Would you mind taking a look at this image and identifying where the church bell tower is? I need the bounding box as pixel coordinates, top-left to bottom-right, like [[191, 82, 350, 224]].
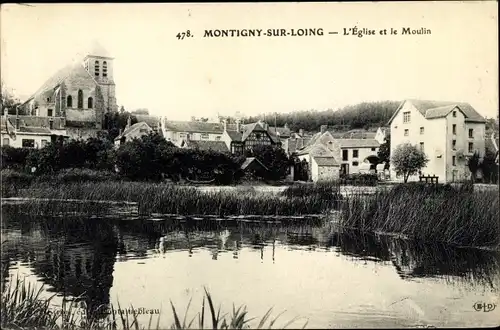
[[83, 41, 118, 113]]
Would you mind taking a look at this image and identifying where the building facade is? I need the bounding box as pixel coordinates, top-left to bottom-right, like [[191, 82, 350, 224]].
[[388, 99, 486, 183], [16, 42, 117, 141]]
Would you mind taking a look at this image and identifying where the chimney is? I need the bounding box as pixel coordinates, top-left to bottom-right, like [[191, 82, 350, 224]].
[[320, 125, 327, 134], [299, 128, 304, 136], [126, 116, 131, 128], [236, 119, 240, 132], [223, 119, 227, 132]]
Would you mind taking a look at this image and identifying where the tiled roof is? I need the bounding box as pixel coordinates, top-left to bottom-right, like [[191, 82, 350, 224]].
[[424, 105, 464, 119], [297, 143, 334, 157], [225, 129, 243, 141], [115, 122, 152, 140], [18, 127, 52, 134], [23, 63, 85, 104], [390, 99, 486, 124], [66, 109, 96, 123], [185, 140, 229, 153], [135, 115, 160, 128], [313, 156, 339, 166], [275, 126, 291, 137], [241, 157, 269, 171], [164, 121, 226, 134], [337, 139, 380, 148]]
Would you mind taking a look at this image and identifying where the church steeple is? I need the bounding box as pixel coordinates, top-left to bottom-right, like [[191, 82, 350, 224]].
[[83, 40, 114, 84]]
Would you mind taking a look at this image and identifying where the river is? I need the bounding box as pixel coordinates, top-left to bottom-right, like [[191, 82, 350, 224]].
[[2, 212, 499, 328]]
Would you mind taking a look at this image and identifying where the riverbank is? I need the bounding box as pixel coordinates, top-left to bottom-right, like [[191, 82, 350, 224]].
[[1, 276, 306, 330]]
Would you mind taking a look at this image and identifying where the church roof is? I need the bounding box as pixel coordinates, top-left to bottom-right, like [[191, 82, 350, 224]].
[[85, 40, 112, 58]]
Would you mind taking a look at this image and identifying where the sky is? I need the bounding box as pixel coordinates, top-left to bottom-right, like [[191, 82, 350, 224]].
[[1, 2, 498, 121]]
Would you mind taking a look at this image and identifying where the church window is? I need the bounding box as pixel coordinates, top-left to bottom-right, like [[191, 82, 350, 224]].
[[77, 90, 83, 109], [88, 97, 93, 109], [94, 60, 100, 77], [67, 95, 73, 107], [103, 61, 108, 77]]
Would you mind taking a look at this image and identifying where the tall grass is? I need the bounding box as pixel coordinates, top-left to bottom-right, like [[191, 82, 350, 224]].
[[339, 183, 500, 248], [1, 181, 341, 216], [1, 276, 306, 330]]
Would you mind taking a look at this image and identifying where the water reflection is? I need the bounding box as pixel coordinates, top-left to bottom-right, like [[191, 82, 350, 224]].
[[2, 212, 499, 324]]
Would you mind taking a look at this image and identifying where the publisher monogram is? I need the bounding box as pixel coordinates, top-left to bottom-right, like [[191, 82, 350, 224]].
[[473, 302, 496, 313]]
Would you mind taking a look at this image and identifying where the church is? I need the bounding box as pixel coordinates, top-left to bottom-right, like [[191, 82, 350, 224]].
[[15, 42, 118, 141]]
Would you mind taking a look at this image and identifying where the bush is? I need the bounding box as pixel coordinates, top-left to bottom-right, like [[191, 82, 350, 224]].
[[0, 146, 31, 170], [339, 173, 378, 186]]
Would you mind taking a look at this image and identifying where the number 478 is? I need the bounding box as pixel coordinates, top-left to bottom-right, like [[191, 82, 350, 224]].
[[176, 30, 192, 40]]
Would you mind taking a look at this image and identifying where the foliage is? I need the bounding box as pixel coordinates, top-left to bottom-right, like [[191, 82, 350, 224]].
[[467, 152, 481, 183], [250, 145, 291, 181], [0, 80, 25, 115], [377, 133, 391, 169], [339, 183, 500, 248], [339, 173, 378, 186], [1, 276, 305, 330], [103, 111, 139, 141], [1, 181, 341, 216], [291, 154, 309, 181], [242, 101, 399, 132], [0, 145, 31, 170], [391, 143, 429, 183], [480, 149, 499, 184]]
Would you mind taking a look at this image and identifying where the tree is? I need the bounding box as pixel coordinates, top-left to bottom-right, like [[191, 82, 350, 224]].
[[391, 143, 429, 183], [1, 81, 24, 115], [252, 145, 291, 181], [377, 133, 391, 169], [480, 149, 499, 184], [467, 152, 481, 183]]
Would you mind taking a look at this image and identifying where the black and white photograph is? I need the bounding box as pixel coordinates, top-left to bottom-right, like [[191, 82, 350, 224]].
[[1, 2, 499, 329]]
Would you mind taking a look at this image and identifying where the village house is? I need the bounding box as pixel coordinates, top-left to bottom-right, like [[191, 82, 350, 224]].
[[388, 99, 486, 183], [160, 117, 286, 154], [295, 125, 381, 181], [114, 118, 154, 147], [1, 113, 68, 148], [16, 42, 118, 140]]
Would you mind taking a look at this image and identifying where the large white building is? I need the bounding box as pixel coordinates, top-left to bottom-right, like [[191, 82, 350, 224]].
[[388, 99, 486, 183]]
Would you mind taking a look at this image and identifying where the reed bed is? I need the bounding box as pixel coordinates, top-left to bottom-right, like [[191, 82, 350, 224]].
[[1, 181, 341, 217], [339, 183, 500, 248], [1, 276, 306, 330]]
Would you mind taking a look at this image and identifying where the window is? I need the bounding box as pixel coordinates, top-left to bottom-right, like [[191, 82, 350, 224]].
[[201, 133, 209, 140], [419, 142, 424, 152], [403, 111, 411, 123], [420, 127, 424, 134], [352, 161, 359, 166], [469, 129, 473, 138], [139, 128, 148, 133], [47, 109, 53, 117], [353, 149, 359, 158], [215, 136, 221, 141], [67, 95, 72, 107], [371, 147, 376, 151], [77, 90, 83, 109], [452, 139, 456, 150], [468, 142, 474, 153], [2, 138, 9, 146], [452, 156, 456, 166], [95, 60, 100, 77], [452, 111, 457, 117], [342, 150, 348, 161], [88, 97, 93, 109], [404, 129, 409, 136], [452, 124, 456, 135], [49, 121, 54, 130], [103, 61, 108, 77], [22, 139, 35, 148], [41, 140, 48, 147], [46, 97, 50, 102], [179, 133, 187, 139]]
